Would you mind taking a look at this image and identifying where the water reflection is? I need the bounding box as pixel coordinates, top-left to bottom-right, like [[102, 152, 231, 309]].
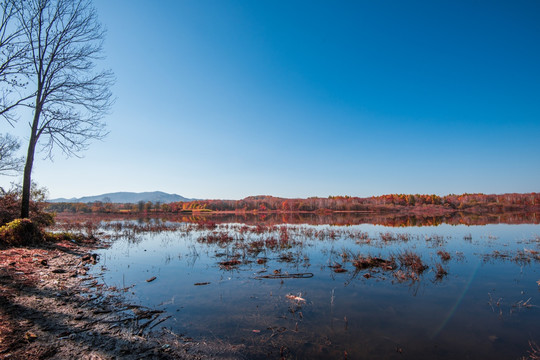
[[190, 211, 540, 227], [56, 210, 539, 227], [52, 213, 540, 359]]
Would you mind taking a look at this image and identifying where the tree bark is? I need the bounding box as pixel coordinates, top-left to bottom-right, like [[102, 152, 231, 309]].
[[20, 109, 41, 219]]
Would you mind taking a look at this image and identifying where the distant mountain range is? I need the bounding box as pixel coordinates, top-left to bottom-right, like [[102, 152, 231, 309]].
[[49, 191, 194, 204]]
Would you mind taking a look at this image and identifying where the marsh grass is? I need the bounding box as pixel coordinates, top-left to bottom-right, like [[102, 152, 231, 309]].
[[351, 255, 396, 271], [44, 213, 540, 359], [435, 263, 448, 280], [522, 341, 540, 360], [437, 250, 451, 261], [396, 250, 428, 273], [483, 249, 540, 264], [50, 215, 538, 292]]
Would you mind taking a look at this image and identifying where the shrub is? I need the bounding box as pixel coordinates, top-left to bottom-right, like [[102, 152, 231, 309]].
[[0, 191, 20, 226], [0, 219, 44, 246], [30, 211, 55, 227], [0, 186, 55, 227]]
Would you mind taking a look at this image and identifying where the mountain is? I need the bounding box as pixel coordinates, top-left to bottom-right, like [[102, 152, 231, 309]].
[[49, 191, 194, 204]]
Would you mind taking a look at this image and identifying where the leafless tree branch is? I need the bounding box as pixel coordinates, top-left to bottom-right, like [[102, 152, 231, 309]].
[[0, 0, 30, 124], [0, 132, 23, 175], [17, 0, 114, 217]]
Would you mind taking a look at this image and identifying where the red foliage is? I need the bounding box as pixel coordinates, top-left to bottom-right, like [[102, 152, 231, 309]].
[[0, 190, 54, 227], [46, 193, 540, 216]]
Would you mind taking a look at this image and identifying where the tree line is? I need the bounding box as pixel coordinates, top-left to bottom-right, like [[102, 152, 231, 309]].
[[45, 193, 540, 214]]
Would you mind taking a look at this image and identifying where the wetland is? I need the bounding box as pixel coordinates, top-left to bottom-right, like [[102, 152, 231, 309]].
[[50, 212, 540, 359]]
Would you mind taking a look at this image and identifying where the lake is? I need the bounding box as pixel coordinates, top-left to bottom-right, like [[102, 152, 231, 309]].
[[58, 214, 539, 359]]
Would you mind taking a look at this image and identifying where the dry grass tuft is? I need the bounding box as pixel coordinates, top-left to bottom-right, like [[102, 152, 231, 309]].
[[352, 255, 396, 271], [437, 250, 451, 261], [397, 250, 428, 273], [435, 263, 448, 279]]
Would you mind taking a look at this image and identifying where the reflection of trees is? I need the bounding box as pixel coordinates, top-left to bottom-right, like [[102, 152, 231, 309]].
[[176, 212, 540, 227], [53, 211, 540, 227]]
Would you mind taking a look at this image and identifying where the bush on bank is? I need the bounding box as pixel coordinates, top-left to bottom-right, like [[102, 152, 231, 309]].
[[0, 219, 45, 246]]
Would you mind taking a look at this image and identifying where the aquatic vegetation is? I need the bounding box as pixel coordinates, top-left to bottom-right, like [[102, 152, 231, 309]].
[[379, 232, 412, 242], [437, 250, 452, 261], [195, 220, 217, 230], [435, 263, 448, 280], [351, 254, 396, 271], [522, 341, 540, 360], [219, 258, 242, 269], [483, 249, 540, 264], [396, 250, 428, 273], [42, 213, 540, 359], [330, 262, 348, 273], [425, 234, 446, 247], [198, 231, 234, 245]]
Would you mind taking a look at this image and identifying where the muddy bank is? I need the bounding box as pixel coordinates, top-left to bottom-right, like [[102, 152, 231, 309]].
[[0, 238, 243, 360]]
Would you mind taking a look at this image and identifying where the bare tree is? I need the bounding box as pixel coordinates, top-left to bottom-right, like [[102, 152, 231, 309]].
[[0, 0, 30, 123], [0, 132, 22, 174], [18, 0, 114, 218]]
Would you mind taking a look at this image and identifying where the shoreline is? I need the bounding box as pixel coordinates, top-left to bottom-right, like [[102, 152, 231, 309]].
[[0, 237, 242, 360]]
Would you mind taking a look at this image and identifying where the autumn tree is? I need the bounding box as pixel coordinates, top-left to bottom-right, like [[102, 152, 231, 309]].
[[17, 0, 114, 218]]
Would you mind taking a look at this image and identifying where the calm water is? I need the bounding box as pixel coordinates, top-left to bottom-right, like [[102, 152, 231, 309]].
[[83, 216, 539, 359]]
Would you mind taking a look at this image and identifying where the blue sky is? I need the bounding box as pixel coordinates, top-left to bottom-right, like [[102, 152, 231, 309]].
[[2, 0, 540, 199]]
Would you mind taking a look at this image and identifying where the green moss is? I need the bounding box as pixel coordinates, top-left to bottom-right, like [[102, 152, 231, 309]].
[[0, 219, 44, 246], [44, 231, 87, 243]]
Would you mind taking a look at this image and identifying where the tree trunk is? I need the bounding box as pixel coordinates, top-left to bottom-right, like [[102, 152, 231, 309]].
[[20, 137, 37, 218], [20, 109, 41, 219]]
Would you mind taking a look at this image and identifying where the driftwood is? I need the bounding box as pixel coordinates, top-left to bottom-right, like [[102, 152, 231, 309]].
[[254, 272, 313, 279]]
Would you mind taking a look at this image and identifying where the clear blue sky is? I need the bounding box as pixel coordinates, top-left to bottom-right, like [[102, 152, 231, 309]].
[[3, 0, 540, 199]]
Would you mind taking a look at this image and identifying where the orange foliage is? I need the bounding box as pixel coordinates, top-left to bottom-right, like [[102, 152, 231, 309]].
[[46, 193, 540, 216]]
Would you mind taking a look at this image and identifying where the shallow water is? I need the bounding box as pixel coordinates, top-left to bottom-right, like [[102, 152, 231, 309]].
[[88, 217, 539, 359]]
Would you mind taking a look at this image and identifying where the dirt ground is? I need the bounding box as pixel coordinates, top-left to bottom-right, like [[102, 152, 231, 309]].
[[0, 238, 244, 360]]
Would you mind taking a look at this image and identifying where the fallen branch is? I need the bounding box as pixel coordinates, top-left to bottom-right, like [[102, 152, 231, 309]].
[[149, 315, 172, 330], [254, 272, 313, 279]]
